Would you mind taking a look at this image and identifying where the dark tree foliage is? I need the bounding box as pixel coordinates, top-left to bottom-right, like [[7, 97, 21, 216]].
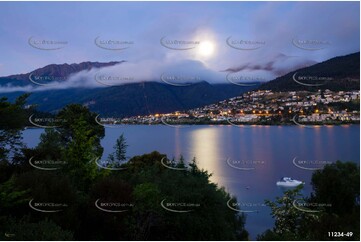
[[108, 133, 128, 165], [258, 161, 360, 241], [0, 94, 31, 165], [0, 216, 73, 240], [0, 101, 249, 240]]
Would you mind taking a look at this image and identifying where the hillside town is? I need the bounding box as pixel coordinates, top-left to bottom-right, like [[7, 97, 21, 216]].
[[101, 89, 360, 125]]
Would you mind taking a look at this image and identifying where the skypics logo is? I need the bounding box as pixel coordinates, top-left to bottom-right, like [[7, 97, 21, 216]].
[[28, 73, 66, 86], [92, 157, 128, 171], [226, 199, 265, 213], [4, 233, 15, 238], [160, 157, 188, 171], [226, 37, 265, 50], [28, 114, 65, 128], [94, 36, 134, 51], [292, 38, 331, 51], [292, 114, 320, 128], [226, 158, 265, 171], [28, 157, 67, 171], [29, 199, 68, 213], [226, 73, 264, 86], [160, 73, 200, 86], [292, 72, 332, 87], [95, 115, 124, 128], [292, 157, 334, 171], [160, 199, 200, 213], [292, 198, 331, 213], [28, 37, 68, 50], [160, 116, 191, 128], [160, 36, 200, 50], [95, 199, 133, 213], [226, 117, 257, 128], [94, 72, 135, 87]]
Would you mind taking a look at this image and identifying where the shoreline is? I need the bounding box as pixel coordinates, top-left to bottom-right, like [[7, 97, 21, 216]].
[[24, 122, 360, 129]]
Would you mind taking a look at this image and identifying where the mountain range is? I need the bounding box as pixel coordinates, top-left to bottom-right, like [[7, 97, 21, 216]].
[[0, 62, 257, 116], [0, 52, 359, 116], [0, 61, 123, 86]]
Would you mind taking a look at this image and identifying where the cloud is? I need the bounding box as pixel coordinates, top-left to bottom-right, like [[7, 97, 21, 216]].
[[0, 1, 358, 93], [0, 60, 226, 92], [222, 53, 317, 76], [0, 55, 283, 93]]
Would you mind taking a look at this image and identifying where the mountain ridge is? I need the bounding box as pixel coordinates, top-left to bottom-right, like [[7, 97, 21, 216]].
[[0, 61, 123, 86], [257, 52, 360, 91], [0, 52, 359, 116]]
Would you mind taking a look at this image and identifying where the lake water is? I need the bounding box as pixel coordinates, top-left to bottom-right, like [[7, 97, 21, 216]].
[[22, 125, 360, 239]]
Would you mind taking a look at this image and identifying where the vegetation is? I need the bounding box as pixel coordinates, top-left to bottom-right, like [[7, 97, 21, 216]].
[[0, 94, 30, 165], [108, 133, 128, 165], [258, 161, 360, 241], [0, 96, 249, 240]]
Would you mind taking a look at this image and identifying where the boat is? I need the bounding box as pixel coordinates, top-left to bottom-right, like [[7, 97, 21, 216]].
[[276, 177, 304, 187]]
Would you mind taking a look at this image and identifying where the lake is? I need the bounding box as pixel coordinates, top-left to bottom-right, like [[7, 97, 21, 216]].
[[22, 124, 360, 239]]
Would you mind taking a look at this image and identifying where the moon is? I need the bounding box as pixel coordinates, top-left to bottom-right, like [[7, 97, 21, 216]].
[[198, 41, 215, 57]]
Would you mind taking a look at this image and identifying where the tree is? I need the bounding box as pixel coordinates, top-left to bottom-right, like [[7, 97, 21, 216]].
[[257, 185, 318, 241], [310, 161, 359, 214], [130, 183, 162, 240], [307, 161, 360, 240], [108, 133, 128, 165], [0, 175, 29, 211], [258, 161, 360, 241], [36, 104, 105, 190], [0, 94, 30, 163], [75, 177, 133, 240], [0, 217, 73, 240], [36, 129, 63, 159], [0, 98, 250, 240], [121, 152, 249, 240]]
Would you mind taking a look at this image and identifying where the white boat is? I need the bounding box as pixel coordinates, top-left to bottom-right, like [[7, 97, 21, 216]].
[[276, 177, 304, 187]]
